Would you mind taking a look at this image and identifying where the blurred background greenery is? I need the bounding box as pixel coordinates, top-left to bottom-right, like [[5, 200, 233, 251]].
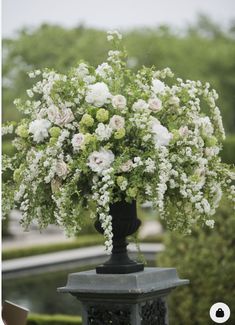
[[2, 14, 235, 325]]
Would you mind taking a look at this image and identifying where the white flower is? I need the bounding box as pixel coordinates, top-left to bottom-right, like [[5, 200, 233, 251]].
[[55, 109, 74, 126], [152, 79, 165, 94], [205, 219, 215, 228], [88, 148, 114, 173], [168, 96, 180, 106], [96, 63, 113, 78], [107, 30, 122, 41], [56, 160, 68, 178], [27, 89, 34, 98], [76, 63, 89, 78], [109, 115, 125, 130], [29, 119, 51, 143], [151, 119, 172, 147], [121, 160, 133, 172], [145, 158, 156, 173], [72, 133, 85, 151], [132, 99, 149, 111], [85, 82, 111, 107], [198, 116, 214, 136], [112, 95, 127, 110], [95, 123, 112, 140], [179, 126, 189, 137], [48, 105, 59, 122], [148, 97, 162, 112], [47, 106, 74, 126]]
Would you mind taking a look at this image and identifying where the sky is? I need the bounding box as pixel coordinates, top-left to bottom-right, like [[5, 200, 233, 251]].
[[2, 0, 235, 37]]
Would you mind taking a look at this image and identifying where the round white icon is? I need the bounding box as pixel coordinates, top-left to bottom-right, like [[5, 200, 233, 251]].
[[210, 302, 230, 323]]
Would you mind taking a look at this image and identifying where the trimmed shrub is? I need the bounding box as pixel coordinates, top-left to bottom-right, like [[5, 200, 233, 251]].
[[158, 199, 235, 325], [2, 235, 103, 260], [27, 314, 81, 325]]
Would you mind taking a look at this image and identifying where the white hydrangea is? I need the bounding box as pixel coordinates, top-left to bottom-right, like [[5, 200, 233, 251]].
[[95, 123, 112, 140], [85, 82, 111, 107], [132, 99, 149, 111], [29, 119, 51, 143], [152, 79, 165, 94], [151, 118, 172, 147], [87, 148, 114, 173]]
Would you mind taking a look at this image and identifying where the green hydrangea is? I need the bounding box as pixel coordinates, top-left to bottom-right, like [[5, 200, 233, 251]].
[[16, 124, 28, 138], [114, 128, 125, 139], [96, 108, 109, 122], [80, 114, 94, 127]]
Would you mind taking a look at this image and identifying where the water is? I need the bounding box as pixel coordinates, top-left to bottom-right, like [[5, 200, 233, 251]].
[[2, 265, 94, 315]]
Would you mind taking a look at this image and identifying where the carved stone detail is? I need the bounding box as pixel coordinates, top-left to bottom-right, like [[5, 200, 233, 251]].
[[87, 304, 131, 325], [140, 299, 167, 325]]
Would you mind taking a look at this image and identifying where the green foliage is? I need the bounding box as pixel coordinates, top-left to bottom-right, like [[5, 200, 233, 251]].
[[158, 199, 235, 325], [27, 314, 81, 325], [2, 234, 103, 260], [3, 18, 235, 133], [221, 135, 235, 164]]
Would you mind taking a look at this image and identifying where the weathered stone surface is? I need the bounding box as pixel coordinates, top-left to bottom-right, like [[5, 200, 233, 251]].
[[58, 267, 189, 295]]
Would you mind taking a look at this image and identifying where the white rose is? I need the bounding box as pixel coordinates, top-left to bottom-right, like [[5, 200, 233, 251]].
[[151, 120, 172, 147], [109, 115, 125, 130], [179, 126, 189, 137], [56, 160, 68, 178], [48, 105, 60, 123], [112, 95, 127, 110], [148, 98, 162, 112], [55, 108, 75, 126], [72, 133, 85, 151], [95, 123, 112, 141], [152, 79, 165, 94], [121, 160, 133, 172], [132, 99, 149, 111], [29, 119, 51, 143], [85, 82, 111, 107], [87, 148, 115, 173]]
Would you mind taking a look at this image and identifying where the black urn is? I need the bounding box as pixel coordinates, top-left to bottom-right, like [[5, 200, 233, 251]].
[[94, 200, 144, 274]]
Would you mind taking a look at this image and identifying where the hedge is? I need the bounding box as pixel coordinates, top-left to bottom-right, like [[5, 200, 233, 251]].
[[158, 198, 235, 325], [2, 235, 103, 260], [27, 314, 81, 325], [2, 234, 163, 261]]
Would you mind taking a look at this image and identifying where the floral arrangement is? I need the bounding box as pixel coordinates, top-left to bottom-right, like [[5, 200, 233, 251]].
[[3, 31, 234, 252]]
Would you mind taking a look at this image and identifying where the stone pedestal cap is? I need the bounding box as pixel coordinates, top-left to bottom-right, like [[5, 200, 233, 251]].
[[58, 267, 189, 295]]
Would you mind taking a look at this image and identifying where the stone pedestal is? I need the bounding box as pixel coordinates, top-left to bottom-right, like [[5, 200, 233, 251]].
[[58, 267, 189, 325]]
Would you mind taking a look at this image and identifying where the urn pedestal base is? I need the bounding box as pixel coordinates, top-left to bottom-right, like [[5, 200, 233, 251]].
[[58, 267, 189, 325]]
